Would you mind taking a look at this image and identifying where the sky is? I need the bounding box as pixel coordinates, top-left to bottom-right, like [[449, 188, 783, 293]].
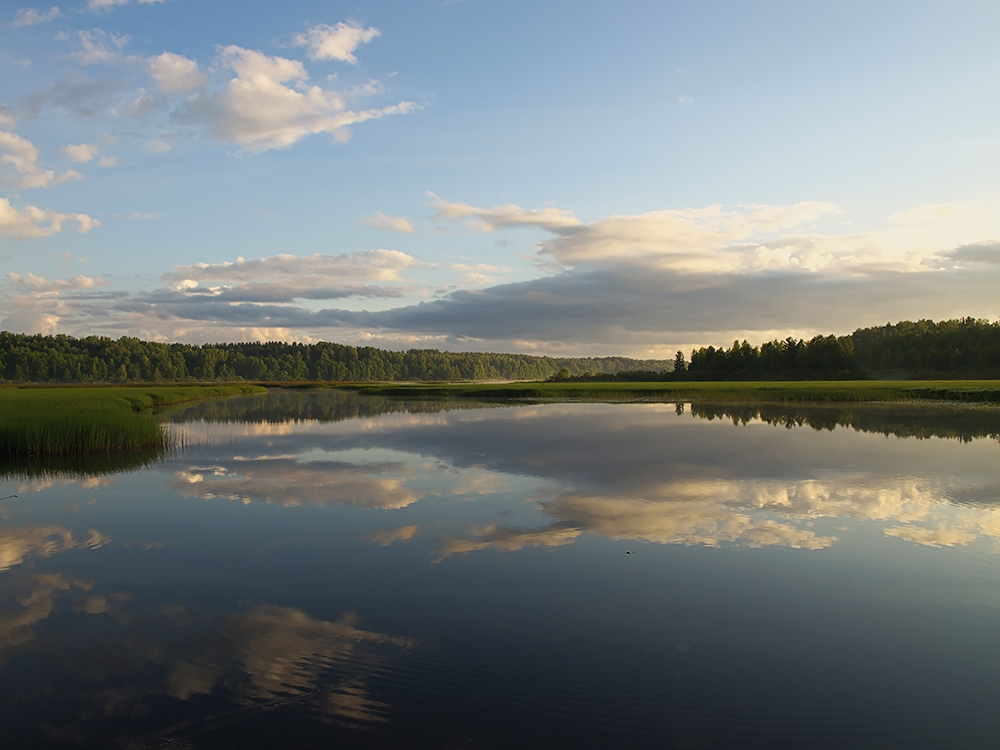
[[1, 0, 999, 358]]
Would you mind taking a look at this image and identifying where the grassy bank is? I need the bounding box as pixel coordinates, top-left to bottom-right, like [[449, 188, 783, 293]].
[[340, 380, 1000, 404], [0, 384, 265, 458]]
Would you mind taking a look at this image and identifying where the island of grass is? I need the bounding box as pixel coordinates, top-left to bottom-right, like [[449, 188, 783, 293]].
[[0, 384, 266, 459], [338, 379, 1000, 404]]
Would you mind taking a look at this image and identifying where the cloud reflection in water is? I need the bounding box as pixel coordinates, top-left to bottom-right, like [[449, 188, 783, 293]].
[[164, 395, 1000, 557]]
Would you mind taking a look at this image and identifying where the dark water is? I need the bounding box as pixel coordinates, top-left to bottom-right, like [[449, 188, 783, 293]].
[[2, 390, 1000, 749]]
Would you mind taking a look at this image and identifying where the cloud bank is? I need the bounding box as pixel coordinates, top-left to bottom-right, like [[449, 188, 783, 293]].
[[3, 197, 999, 353]]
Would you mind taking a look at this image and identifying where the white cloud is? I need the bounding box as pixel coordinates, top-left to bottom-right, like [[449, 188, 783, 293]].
[[98, 155, 118, 167], [293, 21, 380, 64], [171, 460, 422, 509], [430, 192, 582, 232], [148, 52, 206, 94], [177, 45, 418, 152], [145, 139, 171, 152], [59, 143, 99, 163], [72, 29, 131, 65], [1, 130, 83, 188], [11, 6, 60, 26], [448, 262, 510, 286], [164, 249, 420, 286], [7, 272, 108, 292], [0, 198, 99, 237], [89, 0, 166, 9], [1, 273, 107, 334], [35, 27, 412, 155], [430, 195, 1000, 276], [6, 190, 995, 354], [363, 211, 414, 233]]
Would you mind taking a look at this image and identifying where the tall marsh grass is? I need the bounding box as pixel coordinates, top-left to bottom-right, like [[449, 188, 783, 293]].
[[0, 385, 265, 459]]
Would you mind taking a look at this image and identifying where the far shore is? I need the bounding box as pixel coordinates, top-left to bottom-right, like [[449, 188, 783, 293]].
[[333, 379, 1000, 405]]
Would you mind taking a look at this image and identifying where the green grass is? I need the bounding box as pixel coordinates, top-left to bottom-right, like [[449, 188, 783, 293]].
[[0, 384, 265, 458], [340, 379, 1000, 404]]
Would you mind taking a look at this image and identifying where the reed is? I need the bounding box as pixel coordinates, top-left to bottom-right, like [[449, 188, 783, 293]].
[[0, 384, 265, 457]]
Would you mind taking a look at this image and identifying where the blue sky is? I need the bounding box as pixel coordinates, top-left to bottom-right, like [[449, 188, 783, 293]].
[[2, 0, 999, 356]]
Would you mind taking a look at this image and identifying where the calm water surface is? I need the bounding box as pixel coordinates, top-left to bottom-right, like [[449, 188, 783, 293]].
[[2, 390, 1000, 748]]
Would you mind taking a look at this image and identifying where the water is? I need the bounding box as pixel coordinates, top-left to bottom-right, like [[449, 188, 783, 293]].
[[2, 390, 999, 748]]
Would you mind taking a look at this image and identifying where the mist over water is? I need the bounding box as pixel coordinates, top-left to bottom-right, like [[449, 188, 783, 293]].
[[2, 390, 999, 748]]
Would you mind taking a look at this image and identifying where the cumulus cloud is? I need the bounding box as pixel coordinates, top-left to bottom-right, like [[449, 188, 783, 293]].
[[145, 138, 171, 152], [0, 198, 99, 237], [27, 21, 413, 155], [11, 6, 60, 26], [59, 142, 99, 163], [173, 45, 418, 152], [1, 273, 108, 334], [148, 51, 206, 94], [293, 21, 380, 64], [1, 130, 83, 188], [363, 211, 414, 233]]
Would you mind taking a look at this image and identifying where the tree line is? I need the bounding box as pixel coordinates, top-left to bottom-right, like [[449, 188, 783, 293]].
[[4, 317, 999, 384], [0, 332, 670, 384], [558, 317, 1000, 382]]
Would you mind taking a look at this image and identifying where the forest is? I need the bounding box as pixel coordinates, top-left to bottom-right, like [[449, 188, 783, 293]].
[[2, 317, 999, 384], [560, 318, 1000, 382], [0, 332, 668, 384]]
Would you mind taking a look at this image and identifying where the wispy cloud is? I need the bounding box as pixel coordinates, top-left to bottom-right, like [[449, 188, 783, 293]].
[[430, 192, 581, 232], [11, 6, 60, 27], [71, 29, 132, 65], [363, 212, 414, 233], [88, 0, 167, 11]]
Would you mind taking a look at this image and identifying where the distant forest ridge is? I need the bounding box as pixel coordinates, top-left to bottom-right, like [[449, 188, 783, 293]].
[[0, 331, 669, 384], [2, 317, 998, 384], [563, 318, 1000, 382]]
